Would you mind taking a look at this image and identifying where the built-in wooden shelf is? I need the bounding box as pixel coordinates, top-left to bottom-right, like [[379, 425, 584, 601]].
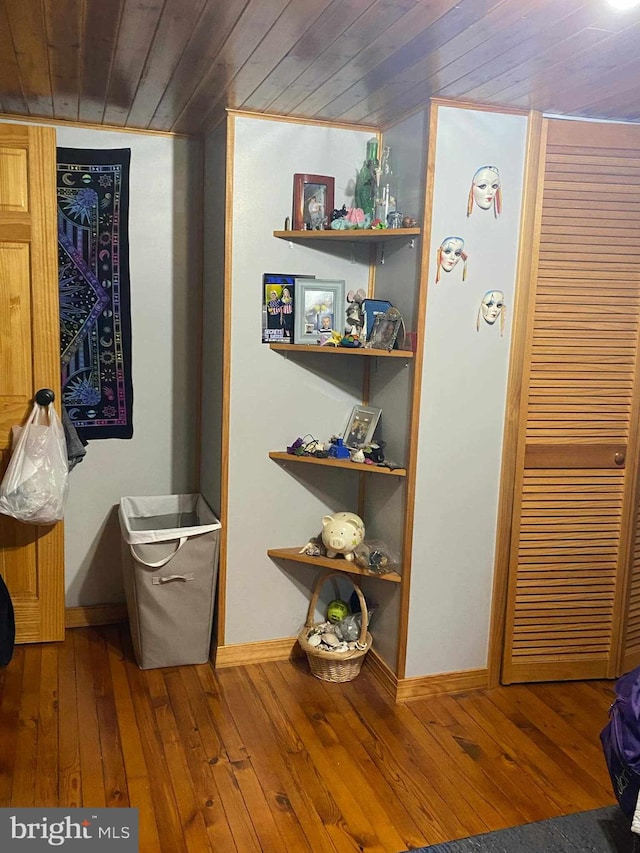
[[273, 228, 420, 243], [269, 342, 413, 358], [269, 451, 406, 476], [267, 547, 402, 583]]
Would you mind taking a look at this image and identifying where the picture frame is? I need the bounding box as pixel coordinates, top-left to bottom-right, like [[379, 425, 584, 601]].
[[343, 405, 382, 449], [262, 273, 314, 344], [294, 279, 346, 345], [362, 298, 392, 340], [369, 309, 403, 351], [293, 174, 335, 231]]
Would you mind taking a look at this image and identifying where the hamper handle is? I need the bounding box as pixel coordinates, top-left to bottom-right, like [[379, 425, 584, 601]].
[[305, 572, 368, 646], [152, 572, 195, 584], [129, 537, 188, 568]]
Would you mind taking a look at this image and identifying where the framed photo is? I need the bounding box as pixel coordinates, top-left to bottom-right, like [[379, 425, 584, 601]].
[[293, 174, 335, 231], [343, 405, 382, 449], [362, 299, 392, 340], [262, 273, 314, 343], [369, 309, 403, 351], [294, 279, 345, 345]]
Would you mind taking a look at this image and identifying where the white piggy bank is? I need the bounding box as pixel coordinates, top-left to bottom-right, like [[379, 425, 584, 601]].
[[321, 511, 365, 561]]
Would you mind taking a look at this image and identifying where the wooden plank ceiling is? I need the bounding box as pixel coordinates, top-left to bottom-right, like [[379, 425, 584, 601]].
[[1, 0, 639, 136]]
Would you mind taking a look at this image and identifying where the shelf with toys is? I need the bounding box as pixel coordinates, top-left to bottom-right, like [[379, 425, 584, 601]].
[[269, 342, 413, 358], [267, 137, 419, 622], [273, 227, 420, 243], [268, 450, 406, 476], [266, 547, 402, 583], [268, 433, 406, 585]]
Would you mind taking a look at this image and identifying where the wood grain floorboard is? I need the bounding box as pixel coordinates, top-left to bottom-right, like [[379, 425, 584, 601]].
[[0, 625, 619, 853], [10, 644, 41, 808]]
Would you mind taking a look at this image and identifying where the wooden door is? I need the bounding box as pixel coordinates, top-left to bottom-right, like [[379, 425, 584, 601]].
[[502, 118, 640, 683], [0, 123, 64, 642]]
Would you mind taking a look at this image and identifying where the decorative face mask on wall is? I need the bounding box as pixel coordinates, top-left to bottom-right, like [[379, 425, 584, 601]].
[[436, 237, 467, 283], [477, 290, 506, 335], [467, 166, 501, 217]]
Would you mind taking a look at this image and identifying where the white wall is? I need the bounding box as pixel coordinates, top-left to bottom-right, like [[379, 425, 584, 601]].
[[1, 119, 203, 606], [407, 106, 528, 677], [212, 114, 373, 644]]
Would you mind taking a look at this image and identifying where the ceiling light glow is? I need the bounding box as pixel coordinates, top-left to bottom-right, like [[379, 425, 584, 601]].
[[607, 0, 640, 10]]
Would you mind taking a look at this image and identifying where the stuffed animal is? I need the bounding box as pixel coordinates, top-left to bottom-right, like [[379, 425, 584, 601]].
[[346, 288, 366, 336]]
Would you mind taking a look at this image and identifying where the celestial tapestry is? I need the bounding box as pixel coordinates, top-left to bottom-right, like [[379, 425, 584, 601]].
[[57, 148, 133, 440]]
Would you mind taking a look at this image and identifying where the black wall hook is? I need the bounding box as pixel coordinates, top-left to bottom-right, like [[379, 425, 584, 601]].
[[35, 388, 55, 406]]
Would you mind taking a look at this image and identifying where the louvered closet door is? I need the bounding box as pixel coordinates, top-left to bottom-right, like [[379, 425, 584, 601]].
[[502, 118, 640, 684]]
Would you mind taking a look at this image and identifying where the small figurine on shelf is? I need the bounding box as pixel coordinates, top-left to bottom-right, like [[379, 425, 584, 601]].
[[362, 441, 386, 464], [328, 437, 351, 459], [345, 207, 369, 229], [299, 535, 327, 557], [321, 330, 343, 347], [339, 333, 361, 348], [346, 288, 366, 336], [321, 511, 365, 561], [331, 205, 348, 223]]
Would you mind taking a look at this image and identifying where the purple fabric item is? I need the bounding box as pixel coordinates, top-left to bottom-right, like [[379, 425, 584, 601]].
[[601, 665, 640, 817]]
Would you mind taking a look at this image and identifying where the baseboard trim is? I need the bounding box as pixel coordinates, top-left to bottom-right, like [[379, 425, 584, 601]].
[[213, 636, 304, 668], [212, 638, 488, 701], [364, 649, 398, 699], [65, 603, 128, 628], [396, 667, 489, 701]]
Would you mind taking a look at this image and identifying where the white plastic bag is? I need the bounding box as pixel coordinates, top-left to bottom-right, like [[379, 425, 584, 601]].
[[0, 403, 69, 524]]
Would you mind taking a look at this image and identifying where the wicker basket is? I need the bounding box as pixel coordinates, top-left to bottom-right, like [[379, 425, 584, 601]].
[[298, 572, 372, 683]]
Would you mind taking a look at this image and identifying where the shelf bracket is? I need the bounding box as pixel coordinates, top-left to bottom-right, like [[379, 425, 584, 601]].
[[350, 242, 357, 264], [409, 238, 415, 249], [379, 244, 385, 265]]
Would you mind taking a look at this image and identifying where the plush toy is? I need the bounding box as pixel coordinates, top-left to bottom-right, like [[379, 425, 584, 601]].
[[346, 288, 366, 336], [321, 511, 365, 561], [321, 330, 343, 347]]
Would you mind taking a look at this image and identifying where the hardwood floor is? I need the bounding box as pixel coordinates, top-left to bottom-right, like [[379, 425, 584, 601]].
[[0, 624, 618, 852]]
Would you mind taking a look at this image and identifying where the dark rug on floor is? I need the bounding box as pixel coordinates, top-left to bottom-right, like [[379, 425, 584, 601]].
[[408, 806, 638, 852]]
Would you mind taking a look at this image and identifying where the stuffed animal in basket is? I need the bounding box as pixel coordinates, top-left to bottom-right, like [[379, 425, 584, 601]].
[[321, 511, 365, 561]]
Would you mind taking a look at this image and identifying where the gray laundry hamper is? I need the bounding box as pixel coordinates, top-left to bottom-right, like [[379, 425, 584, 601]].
[[119, 494, 221, 669]]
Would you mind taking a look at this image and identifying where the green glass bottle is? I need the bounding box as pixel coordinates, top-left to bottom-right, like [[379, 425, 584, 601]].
[[355, 137, 379, 219]]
